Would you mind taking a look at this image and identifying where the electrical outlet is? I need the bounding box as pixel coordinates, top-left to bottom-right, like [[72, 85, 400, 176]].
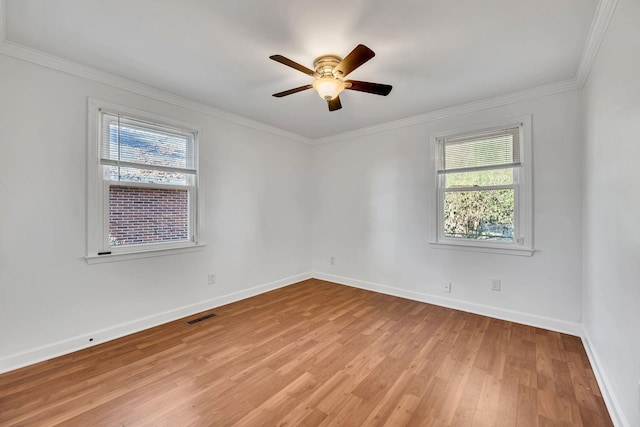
[[208, 273, 216, 285], [443, 282, 451, 293], [330, 256, 335, 265], [491, 279, 501, 291]]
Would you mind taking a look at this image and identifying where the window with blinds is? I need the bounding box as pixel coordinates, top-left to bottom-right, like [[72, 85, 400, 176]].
[[87, 99, 201, 261], [99, 112, 197, 248], [432, 119, 533, 255]]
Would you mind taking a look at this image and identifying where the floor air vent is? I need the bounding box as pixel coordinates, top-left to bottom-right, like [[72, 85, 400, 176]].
[[186, 313, 216, 325]]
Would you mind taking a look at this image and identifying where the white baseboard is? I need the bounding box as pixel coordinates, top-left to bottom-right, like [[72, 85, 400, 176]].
[[581, 331, 630, 427], [2, 272, 627, 425], [0, 272, 312, 374], [312, 272, 583, 336]]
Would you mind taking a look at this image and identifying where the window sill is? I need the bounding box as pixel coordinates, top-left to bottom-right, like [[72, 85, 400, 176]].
[[85, 243, 206, 264], [429, 241, 534, 256]]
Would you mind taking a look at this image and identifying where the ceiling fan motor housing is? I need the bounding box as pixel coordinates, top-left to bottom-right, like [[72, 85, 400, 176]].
[[311, 55, 347, 100], [313, 55, 343, 78]]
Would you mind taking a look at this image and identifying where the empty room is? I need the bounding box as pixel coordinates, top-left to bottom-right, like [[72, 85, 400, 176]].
[[0, 0, 638, 426]]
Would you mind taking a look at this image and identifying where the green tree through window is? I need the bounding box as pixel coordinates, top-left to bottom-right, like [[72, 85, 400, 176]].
[[444, 168, 514, 240]]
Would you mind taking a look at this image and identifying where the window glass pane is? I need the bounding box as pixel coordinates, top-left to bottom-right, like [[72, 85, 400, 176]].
[[104, 165, 188, 185], [445, 167, 513, 188], [101, 113, 195, 170], [109, 186, 189, 247], [444, 189, 514, 241], [108, 123, 189, 169]]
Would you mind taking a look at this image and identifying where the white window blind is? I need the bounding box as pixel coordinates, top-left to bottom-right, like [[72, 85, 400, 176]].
[[100, 112, 196, 185], [438, 127, 520, 174]]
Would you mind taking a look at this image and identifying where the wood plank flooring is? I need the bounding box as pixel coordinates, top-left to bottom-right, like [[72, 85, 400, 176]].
[[0, 279, 612, 426]]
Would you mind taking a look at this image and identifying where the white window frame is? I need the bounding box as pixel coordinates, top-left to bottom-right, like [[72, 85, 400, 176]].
[[430, 115, 534, 256], [86, 98, 205, 263]]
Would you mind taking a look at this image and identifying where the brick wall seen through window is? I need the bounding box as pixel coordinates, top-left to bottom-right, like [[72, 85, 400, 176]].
[[109, 186, 189, 246]]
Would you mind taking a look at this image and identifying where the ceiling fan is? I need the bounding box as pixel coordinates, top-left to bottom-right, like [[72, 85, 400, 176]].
[[270, 44, 392, 111]]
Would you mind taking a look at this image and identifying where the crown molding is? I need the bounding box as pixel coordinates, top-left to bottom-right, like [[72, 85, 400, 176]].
[[0, 40, 312, 145], [0, 2, 311, 145], [576, 0, 619, 87], [0, 0, 616, 145], [312, 78, 581, 144], [311, 0, 618, 145]]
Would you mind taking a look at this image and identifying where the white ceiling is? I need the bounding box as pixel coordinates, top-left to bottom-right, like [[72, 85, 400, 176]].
[[4, 0, 599, 139]]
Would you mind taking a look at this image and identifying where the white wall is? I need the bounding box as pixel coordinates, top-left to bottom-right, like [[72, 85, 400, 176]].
[[582, 0, 640, 425], [2, 11, 636, 423], [312, 90, 584, 332], [0, 54, 312, 370]]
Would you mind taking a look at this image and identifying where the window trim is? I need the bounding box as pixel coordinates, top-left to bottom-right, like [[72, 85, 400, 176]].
[[430, 115, 534, 256], [86, 98, 205, 263]]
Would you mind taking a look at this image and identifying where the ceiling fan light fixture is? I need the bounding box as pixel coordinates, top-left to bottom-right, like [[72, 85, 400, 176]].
[[270, 45, 391, 111], [312, 77, 345, 100]]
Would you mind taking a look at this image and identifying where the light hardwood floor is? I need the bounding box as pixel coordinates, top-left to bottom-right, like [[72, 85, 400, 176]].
[[0, 279, 612, 426]]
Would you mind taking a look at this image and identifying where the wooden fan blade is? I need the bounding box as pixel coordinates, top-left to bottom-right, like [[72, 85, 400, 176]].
[[334, 44, 375, 77], [270, 55, 315, 77], [328, 96, 342, 111], [272, 84, 313, 97], [345, 80, 392, 96]]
